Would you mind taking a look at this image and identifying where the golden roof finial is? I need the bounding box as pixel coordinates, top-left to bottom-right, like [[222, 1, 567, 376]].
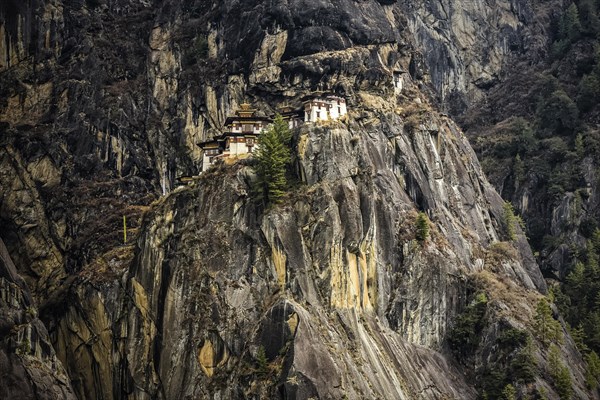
[[240, 102, 252, 111]]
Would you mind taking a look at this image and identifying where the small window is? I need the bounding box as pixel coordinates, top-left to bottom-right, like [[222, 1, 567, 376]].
[[316, 111, 320, 119]]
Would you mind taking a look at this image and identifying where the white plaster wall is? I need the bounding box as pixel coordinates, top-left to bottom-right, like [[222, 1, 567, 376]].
[[202, 153, 212, 172], [394, 75, 403, 94], [229, 140, 248, 156]]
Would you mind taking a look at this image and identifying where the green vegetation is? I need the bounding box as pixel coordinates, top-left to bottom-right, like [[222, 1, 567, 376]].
[[16, 339, 31, 356], [471, 9, 600, 392], [472, 0, 600, 253], [448, 292, 488, 359], [415, 212, 430, 243], [503, 202, 518, 241], [553, 231, 600, 354], [477, 328, 537, 399], [548, 344, 574, 399], [537, 89, 579, 136], [253, 114, 292, 206], [585, 350, 600, 389], [447, 287, 538, 399], [501, 384, 517, 400], [532, 298, 564, 345], [256, 345, 268, 375], [183, 35, 209, 65]]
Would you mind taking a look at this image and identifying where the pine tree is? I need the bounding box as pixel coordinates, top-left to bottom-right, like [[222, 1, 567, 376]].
[[586, 350, 600, 389], [536, 90, 579, 135], [533, 298, 564, 345], [575, 133, 585, 159], [548, 345, 574, 399], [503, 202, 517, 241], [577, 74, 600, 113], [560, 3, 582, 42], [254, 114, 292, 205], [578, 0, 600, 37], [256, 345, 269, 375], [501, 384, 517, 400], [415, 212, 430, 243], [570, 323, 589, 353]]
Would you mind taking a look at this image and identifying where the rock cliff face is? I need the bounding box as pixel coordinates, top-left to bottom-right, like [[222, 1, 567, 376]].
[[402, 0, 552, 115], [0, 0, 596, 399], [0, 238, 76, 399], [118, 104, 549, 398]]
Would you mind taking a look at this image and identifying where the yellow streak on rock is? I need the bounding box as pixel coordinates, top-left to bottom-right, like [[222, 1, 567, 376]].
[[362, 239, 378, 312], [272, 246, 287, 288], [287, 312, 299, 335], [131, 279, 156, 365], [198, 339, 229, 378], [329, 243, 377, 311], [198, 340, 215, 377]]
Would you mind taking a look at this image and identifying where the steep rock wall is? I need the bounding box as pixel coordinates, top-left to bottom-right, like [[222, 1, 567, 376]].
[[118, 89, 554, 398], [0, 0, 593, 399], [400, 0, 552, 115], [0, 238, 76, 399]]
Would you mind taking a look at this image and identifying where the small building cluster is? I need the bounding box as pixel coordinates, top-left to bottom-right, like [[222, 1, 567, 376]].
[[199, 96, 348, 172], [303, 96, 347, 122]]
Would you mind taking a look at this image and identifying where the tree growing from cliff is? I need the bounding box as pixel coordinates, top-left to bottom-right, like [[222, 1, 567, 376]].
[[548, 344, 574, 399], [533, 298, 563, 345], [503, 202, 518, 241], [585, 350, 600, 389], [254, 114, 292, 205], [256, 345, 269, 375], [501, 384, 516, 400], [415, 212, 430, 243]]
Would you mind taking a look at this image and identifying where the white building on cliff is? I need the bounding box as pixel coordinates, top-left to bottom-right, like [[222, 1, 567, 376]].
[[304, 95, 347, 122], [198, 95, 349, 172]]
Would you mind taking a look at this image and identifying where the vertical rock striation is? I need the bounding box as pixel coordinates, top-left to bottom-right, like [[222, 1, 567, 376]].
[[0, 0, 595, 399], [0, 238, 76, 400]]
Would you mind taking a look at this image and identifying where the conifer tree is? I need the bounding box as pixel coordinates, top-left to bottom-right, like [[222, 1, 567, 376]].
[[548, 344, 574, 399], [560, 3, 582, 42], [256, 345, 269, 375], [416, 212, 430, 243], [577, 74, 600, 112], [254, 114, 292, 205], [501, 384, 517, 400], [533, 298, 564, 345], [579, 0, 599, 36], [586, 350, 600, 389], [503, 202, 517, 241]]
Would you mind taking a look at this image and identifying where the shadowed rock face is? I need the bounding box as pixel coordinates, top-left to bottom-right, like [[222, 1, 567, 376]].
[[0, 0, 596, 399], [0, 238, 77, 400]]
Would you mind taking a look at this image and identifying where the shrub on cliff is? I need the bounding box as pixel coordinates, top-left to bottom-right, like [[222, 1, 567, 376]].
[[253, 114, 292, 205]]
